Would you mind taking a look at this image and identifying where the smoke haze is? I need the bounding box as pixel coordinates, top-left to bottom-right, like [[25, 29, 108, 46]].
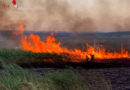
[[0, 0, 130, 32]]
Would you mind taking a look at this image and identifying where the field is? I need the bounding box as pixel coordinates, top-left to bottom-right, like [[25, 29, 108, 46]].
[[0, 31, 130, 51], [0, 48, 64, 65], [0, 48, 129, 90], [0, 31, 130, 90], [0, 63, 113, 90], [0, 48, 130, 69]]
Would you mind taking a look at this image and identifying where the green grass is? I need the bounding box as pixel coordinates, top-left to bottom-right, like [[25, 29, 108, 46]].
[[0, 64, 47, 90], [0, 49, 112, 90], [45, 70, 88, 90], [0, 64, 112, 90], [0, 64, 87, 90], [0, 48, 63, 64], [0, 63, 112, 90]]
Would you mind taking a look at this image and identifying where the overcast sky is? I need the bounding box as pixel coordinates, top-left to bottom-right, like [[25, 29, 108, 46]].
[[0, 0, 130, 32]]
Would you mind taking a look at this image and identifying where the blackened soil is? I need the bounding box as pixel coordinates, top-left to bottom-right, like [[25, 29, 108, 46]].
[[27, 67, 130, 90]]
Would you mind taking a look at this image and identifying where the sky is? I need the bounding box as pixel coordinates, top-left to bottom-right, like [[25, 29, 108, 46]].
[[0, 0, 130, 32]]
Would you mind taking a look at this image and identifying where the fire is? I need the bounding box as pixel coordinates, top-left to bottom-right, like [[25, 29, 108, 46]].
[[19, 24, 130, 62], [21, 34, 68, 54]]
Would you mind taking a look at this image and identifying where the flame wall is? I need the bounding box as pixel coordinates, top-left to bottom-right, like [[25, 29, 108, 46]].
[[20, 30, 130, 61]]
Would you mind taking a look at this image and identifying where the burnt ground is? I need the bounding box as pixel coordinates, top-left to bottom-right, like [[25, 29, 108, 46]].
[[27, 67, 130, 90], [1, 59, 130, 90], [20, 58, 130, 68], [19, 59, 130, 90]]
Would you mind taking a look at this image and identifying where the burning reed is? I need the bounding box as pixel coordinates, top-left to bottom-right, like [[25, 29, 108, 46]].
[[18, 24, 130, 62]]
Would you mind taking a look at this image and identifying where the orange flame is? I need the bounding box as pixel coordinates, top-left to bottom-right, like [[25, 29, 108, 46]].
[[18, 24, 24, 32], [19, 24, 130, 62]]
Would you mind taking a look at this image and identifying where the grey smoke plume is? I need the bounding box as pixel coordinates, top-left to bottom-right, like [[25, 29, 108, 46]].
[[0, 0, 130, 32]]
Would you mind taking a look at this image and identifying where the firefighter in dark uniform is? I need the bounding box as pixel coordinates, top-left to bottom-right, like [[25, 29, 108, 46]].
[[90, 53, 94, 61], [86, 55, 90, 62]]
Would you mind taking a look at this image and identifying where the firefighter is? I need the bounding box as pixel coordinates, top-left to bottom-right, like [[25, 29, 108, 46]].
[[86, 55, 90, 62], [90, 53, 95, 61]]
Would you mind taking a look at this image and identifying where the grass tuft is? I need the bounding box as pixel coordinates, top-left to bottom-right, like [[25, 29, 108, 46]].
[[0, 64, 88, 90], [45, 70, 88, 90]]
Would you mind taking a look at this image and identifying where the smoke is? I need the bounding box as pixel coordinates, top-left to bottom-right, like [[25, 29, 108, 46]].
[[0, 31, 21, 48], [0, 0, 130, 32]]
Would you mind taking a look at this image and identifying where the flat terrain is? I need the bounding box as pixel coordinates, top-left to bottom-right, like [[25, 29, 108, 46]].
[[27, 67, 130, 90], [0, 31, 130, 51], [0, 31, 130, 90]]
